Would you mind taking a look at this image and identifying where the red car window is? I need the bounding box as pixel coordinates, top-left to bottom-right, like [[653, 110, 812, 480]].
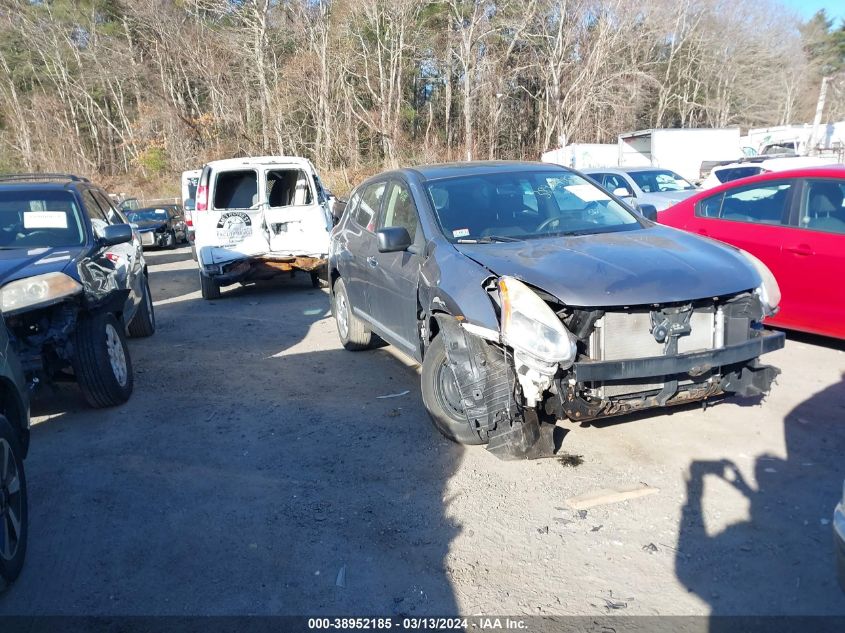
[[695, 181, 793, 226], [799, 179, 845, 235]]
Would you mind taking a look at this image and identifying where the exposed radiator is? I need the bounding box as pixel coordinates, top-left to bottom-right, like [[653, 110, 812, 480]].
[[588, 309, 720, 398]]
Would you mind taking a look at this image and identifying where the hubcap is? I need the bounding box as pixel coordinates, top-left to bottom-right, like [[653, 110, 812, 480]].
[[336, 291, 349, 339], [105, 323, 128, 387], [0, 438, 22, 562], [436, 361, 465, 417]]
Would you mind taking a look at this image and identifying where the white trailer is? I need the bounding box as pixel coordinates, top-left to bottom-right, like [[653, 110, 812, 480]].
[[618, 128, 741, 183], [540, 143, 618, 170]]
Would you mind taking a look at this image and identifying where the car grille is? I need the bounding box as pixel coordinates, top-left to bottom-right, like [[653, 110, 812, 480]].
[[588, 309, 720, 398]]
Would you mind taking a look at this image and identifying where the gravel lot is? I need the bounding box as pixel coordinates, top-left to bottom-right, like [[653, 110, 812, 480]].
[[0, 246, 843, 616]]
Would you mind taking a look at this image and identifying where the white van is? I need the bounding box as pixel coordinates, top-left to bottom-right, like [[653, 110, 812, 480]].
[[193, 156, 334, 299]]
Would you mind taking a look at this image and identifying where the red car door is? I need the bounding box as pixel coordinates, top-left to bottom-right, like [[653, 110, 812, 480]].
[[776, 178, 845, 338], [665, 179, 796, 323]]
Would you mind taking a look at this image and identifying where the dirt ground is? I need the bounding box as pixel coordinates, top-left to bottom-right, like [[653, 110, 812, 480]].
[[0, 245, 843, 616]]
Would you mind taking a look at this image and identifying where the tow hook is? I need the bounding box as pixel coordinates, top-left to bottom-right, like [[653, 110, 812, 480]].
[[28, 376, 40, 392]]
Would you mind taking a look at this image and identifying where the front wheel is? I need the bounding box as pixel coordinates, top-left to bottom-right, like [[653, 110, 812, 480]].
[[163, 230, 176, 249], [421, 334, 486, 445], [0, 415, 27, 587], [73, 312, 134, 408]]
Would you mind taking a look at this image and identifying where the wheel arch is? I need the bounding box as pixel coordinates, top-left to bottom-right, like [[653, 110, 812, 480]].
[[0, 377, 29, 457]]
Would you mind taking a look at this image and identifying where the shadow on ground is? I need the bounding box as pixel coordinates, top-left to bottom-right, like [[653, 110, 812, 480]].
[[676, 358, 845, 615], [1, 249, 463, 615]]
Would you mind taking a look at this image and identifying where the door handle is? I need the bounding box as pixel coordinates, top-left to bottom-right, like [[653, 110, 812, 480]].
[[785, 244, 814, 256], [367, 256, 378, 267]]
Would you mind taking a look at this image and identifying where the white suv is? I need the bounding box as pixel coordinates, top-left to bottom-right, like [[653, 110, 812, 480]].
[[193, 156, 334, 299]]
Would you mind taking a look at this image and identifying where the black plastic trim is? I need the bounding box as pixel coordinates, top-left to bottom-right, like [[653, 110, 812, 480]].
[[572, 330, 785, 382]]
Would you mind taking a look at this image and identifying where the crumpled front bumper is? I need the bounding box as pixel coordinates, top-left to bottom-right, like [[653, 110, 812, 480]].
[[553, 330, 784, 422]]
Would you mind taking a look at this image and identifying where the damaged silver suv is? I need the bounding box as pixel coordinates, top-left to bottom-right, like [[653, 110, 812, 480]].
[[328, 162, 785, 459]]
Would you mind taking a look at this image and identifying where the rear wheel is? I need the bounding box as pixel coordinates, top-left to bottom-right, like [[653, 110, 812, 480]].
[[200, 272, 220, 300], [421, 334, 486, 445], [332, 278, 371, 350], [73, 312, 134, 408], [0, 415, 27, 587], [127, 274, 156, 338]]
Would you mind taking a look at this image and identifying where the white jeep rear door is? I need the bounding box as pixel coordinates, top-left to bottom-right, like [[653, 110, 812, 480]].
[[263, 166, 332, 257], [194, 168, 270, 265]]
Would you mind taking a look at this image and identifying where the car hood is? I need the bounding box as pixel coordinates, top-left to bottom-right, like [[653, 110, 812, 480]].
[[641, 190, 698, 210], [132, 220, 167, 232], [454, 226, 759, 307], [0, 246, 85, 285]]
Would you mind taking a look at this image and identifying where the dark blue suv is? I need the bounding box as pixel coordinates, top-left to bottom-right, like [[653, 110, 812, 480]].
[[0, 174, 155, 408]]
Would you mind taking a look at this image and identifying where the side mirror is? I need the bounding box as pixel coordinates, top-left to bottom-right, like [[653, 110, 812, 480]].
[[377, 227, 412, 253], [613, 187, 632, 199], [638, 204, 658, 222], [100, 223, 133, 247]]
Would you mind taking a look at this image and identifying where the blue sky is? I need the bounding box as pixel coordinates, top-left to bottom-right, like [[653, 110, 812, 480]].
[[777, 0, 844, 21]]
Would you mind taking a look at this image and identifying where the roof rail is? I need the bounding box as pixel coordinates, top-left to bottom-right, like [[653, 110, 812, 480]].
[[0, 173, 90, 183]]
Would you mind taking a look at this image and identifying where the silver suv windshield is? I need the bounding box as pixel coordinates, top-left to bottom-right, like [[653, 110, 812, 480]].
[[0, 190, 85, 249], [425, 170, 640, 242]]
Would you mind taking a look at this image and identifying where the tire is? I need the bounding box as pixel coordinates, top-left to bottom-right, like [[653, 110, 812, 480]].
[[311, 271, 329, 289], [163, 230, 176, 249], [332, 278, 371, 350], [72, 312, 134, 408], [0, 415, 27, 587], [200, 272, 220, 300], [127, 274, 156, 338], [421, 334, 486, 445]]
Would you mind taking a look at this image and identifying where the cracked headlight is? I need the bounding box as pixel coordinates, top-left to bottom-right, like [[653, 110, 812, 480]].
[[0, 272, 83, 314], [498, 276, 577, 366], [738, 250, 781, 316]]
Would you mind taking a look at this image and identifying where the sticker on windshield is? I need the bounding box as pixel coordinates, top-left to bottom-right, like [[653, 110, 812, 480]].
[[24, 211, 68, 229], [216, 211, 252, 245], [452, 228, 470, 238], [564, 184, 610, 202]]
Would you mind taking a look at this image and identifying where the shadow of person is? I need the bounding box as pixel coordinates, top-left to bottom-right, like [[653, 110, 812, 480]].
[[4, 250, 464, 616], [676, 372, 845, 617]]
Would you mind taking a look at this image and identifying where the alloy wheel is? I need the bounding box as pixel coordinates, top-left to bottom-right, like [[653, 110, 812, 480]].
[[105, 323, 128, 387], [0, 438, 22, 562]]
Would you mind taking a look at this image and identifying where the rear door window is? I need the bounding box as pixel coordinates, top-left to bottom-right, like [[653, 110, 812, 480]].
[[266, 169, 314, 207], [213, 170, 258, 210], [695, 181, 793, 225], [797, 179, 845, 234]]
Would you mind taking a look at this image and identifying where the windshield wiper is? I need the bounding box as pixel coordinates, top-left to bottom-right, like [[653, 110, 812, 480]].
[[457, 235, 521, 244]]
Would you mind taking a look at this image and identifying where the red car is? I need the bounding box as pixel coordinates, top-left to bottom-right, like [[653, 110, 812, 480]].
[[660, 166, 845, 339]]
